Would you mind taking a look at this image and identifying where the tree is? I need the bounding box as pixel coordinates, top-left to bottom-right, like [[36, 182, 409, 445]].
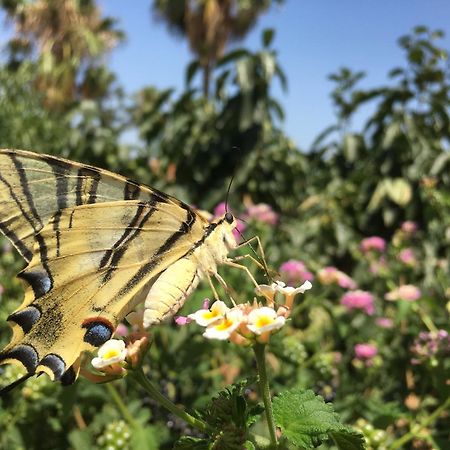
[[1, 0, 124, 109], [152, 0, 284, 97]]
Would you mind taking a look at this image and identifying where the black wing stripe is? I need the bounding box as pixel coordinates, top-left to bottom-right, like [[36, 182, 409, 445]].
[[124, 179, 141, 200], [155, 206, 196, 256], [76, 167, 101, 205], [99, 196, 159, 283], [0, 172, 36, 261], [4, 155, 54, 291], [51, 163, 69, 257], [0, 213, 33, 261], [117, 206, 197, 296], [98, 203, 147, 269], [10, 154, 43, 228]]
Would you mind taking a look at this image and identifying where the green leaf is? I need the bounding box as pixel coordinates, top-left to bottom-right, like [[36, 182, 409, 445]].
[[343, 134, 361, 162], [330, 427, 367, 450], [386, 178, 412, 206], [216, 49, 250, 67], [173, 436, 210, 450], [130, 425, 160, 450], [273, 389, 365, 449], [68, 430, 93, 450], [185, 60, 201, 86], [262, 28, 275, 47]]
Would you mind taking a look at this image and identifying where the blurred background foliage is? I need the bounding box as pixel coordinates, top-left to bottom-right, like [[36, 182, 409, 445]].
[[0, 1, 449, 449]]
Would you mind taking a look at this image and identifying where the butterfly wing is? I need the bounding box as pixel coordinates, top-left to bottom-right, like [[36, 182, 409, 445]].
[[1, 199, 205, 381], [0, 149, 208, 382], [0, 148, 179, 263]]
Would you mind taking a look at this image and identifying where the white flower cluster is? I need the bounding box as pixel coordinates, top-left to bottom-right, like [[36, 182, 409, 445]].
[[186, 280, 312, 343]]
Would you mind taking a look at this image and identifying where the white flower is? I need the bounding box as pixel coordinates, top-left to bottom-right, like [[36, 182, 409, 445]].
[[275, 280, 312, 296], [188, 300, 229, 326], [255, 283, 279, 304], [91, 339, 127, 369], [247, 307, 286, 335], [203, 308, 244, 340]]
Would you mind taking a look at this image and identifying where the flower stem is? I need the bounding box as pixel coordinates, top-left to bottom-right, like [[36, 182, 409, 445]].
[[390, 397, 450, 450], [106, 383, 138, 428], [254, 343, 278, 447], [131, 368, 209, 432]]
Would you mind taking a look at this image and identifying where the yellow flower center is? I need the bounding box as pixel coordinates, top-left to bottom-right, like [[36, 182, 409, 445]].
[[215, 318, 234, 331], [103, 349, 119, 360], [202, 310, 218, 320], [255, 316, 273, 328]]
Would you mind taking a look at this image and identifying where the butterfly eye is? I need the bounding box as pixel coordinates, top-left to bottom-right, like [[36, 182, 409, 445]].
[[225, 212, 234, 224]]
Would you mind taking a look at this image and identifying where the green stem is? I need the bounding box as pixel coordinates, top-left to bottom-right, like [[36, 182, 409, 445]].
[[254, 343, 278, 447], [390, 397, 450, 450], [418, 308, 438, 332], [132, 369, 208, 432], [106, 383, 138, 428]]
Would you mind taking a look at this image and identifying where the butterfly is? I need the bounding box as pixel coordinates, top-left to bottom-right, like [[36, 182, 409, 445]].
[[0, 149, 238, 388]]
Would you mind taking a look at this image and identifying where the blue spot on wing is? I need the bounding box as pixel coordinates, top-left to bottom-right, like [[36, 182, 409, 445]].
[[83, 322, 113, 347], [18, 269, 52, 298]]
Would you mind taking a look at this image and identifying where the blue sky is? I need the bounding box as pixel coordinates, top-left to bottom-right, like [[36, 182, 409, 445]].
[[3, 1, 450, 148]]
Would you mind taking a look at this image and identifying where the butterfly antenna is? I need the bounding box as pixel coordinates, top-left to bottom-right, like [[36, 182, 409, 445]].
[[225, 175, 235, 214], [225, 145, 241, 213], [0, 372, 34, 398]]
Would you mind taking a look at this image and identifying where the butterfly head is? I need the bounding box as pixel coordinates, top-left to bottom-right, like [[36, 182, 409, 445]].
[[212, 212, 237, 251]]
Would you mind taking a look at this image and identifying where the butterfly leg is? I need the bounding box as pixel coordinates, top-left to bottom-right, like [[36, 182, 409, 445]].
[[224, 260, 260, 290], [236, 235, 268, 265], [232, 235, 273, 280], [208, 272, 236, 306], [206, 272, 221, 302]]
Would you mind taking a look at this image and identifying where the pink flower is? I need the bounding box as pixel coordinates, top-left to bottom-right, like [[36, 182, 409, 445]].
[[401, 221, 418, 234], [280, 260, 314, 284], [340, 290, 375, 315], [214, 202, 227, 217], [318, 266, 356, 289], [233, 218, 246, 242], [385, 285, 421, 302], [398, 248, 416, 266], [246, 203, 279, 225], [174, 316, 192, 325], [360, 236, 386, 253], [114, 323, 129, 337], [369, 256, 387, 274], [376, 317, 394, 329], [212, 203, 245, 242], [355, 343, 378, 359]]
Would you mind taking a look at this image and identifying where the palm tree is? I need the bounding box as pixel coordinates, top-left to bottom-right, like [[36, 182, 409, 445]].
[[152, 0, 284, 97], [1, 0, 123, 109]]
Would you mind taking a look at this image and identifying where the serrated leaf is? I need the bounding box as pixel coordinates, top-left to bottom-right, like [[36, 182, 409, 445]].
[[246, 404, 265, 427], [273, 389, 341, 448], [330, 427, 366, 450]]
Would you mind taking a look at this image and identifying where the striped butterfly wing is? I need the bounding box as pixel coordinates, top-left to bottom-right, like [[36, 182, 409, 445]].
[[0, 148, 179, 263], [0, 149, 207, 382]]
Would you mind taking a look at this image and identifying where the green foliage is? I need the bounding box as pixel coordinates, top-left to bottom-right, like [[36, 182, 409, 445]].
[[132, 30, 306, 210], [171, 381, 263, 449], [273, 388, 365, 449], [0, 4, 449, 448]]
